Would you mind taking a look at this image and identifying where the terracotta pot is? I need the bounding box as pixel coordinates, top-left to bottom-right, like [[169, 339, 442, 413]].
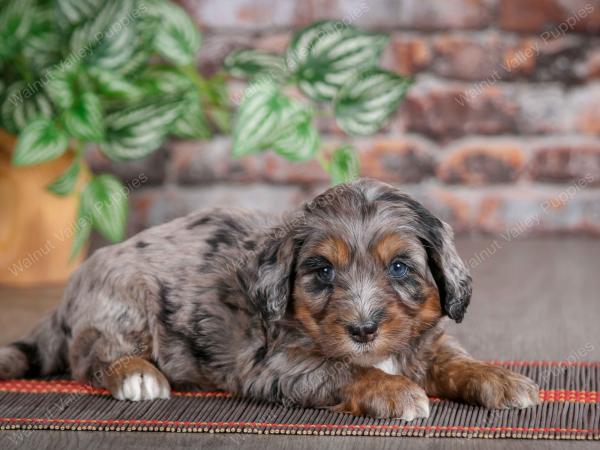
[[0, 129, 88, 286]]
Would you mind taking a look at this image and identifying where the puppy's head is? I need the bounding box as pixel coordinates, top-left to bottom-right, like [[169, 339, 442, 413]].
[[252, 178, 472, 363]]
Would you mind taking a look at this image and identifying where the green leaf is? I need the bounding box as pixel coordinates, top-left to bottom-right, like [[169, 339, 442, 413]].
[[56, 0, 106, 25], [329, 145, 360, 185], [286, 21, 388, 101], [273, 117, 320, 162], [1, 81, 54, 133], [68, 0, 135, 57], [81, 174, 128, 243], [63, 92, 105, 141], [148, 1, 202, 66], [45, 64, 78, 110], [224, 49, 286, 80], [87, 67, 143, 98], [0, 0, 34, 61], [334, 68, 412, 135], [232, 82, 293, 157], [139, 66, 194, 95], [172, 93, 211, 139], [101, 98, 184, 160], [70, 201, 93, 260], [47, 160, 80, 196], [12, 118, 68, 166]]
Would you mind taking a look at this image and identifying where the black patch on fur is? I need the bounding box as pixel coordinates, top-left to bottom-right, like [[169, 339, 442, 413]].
[[253, 345, 267, 365], [136, 241, 149, 249], [206, 230, 234, 253], [243, 240, 256, 251], [187, 216, 212, 229], [270, 377, 281, 400], [158, 283, 215, 363], [60, 320, 72, 338], [222, 217, 246, 235], [12, 341, 41, 378]]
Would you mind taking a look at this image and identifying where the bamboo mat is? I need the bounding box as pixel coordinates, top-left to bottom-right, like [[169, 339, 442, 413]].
[[0, 361, 598, 440]]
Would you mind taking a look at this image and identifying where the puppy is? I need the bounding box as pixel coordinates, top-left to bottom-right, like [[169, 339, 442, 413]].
[[0, 179, 539, 419]]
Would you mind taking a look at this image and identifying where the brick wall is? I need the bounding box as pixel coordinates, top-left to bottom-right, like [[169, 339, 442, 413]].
[[89, 0, 600, 236]]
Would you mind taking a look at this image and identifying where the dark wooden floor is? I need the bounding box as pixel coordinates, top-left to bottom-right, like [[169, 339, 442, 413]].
[[1, 237, 599, 449]]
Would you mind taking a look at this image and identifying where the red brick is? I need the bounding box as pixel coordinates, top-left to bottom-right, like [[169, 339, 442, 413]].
[[85, 146, 167, 186], [170, 137, 331, 185], [357, 136, 437, 183], [399, 79, 518, 139], [570, 85, 600, 135], [514, 85, 568, 134], [530, 138, 600, 184], [438, 139, 526, 184], [473, 185, 600, 235], [580, 47, 600, 80], [180, 0, 314, 31], [396, 0, 496, 30], [129, 183, 307, 233], [385, 34, 432, 76], [499, 0, 600, 34], [170, 138, 264, 185], [431, 33, 506, 81]]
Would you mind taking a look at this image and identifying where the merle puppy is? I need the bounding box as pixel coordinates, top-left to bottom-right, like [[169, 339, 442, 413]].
[[0, 179, 539, 419]]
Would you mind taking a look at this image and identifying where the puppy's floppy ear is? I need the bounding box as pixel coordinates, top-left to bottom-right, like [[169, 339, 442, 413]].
[[420, 220, 472, 322], [374, 184, 472, 322], [248, 222, 301, 322]]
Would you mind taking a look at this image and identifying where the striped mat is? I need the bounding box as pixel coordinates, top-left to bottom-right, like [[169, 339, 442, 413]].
[[0, 361, 598, 440]]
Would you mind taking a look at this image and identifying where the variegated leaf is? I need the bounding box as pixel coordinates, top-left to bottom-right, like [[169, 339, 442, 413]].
[[172, 92, 211, 139], [273, 117, 319, 161], [81, 175, 128, 243], [224, 49, 286, 80], [87, 67, 142, 98], [233, 82, 291, 157], [285, 21, 388, 101], [47, 159, 81, 196], [329, 144, 360, 185], [63, 92, 105, 141], [1, 81, 54, 133], [101, 99, 184, 161], [56, 0, 105, 25], [145, 1, 202, 66], [334, 68, 411, 135], [12, 118, 68, 166]]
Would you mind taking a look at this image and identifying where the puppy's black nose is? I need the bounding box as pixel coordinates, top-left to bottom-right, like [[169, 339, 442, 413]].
[[347, 322, 378, 343]]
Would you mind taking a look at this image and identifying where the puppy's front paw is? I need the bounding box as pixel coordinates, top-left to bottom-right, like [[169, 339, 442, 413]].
[[334, 368, 430, 420], [105, 357, 171, 401], [464, 364, 540, 409]]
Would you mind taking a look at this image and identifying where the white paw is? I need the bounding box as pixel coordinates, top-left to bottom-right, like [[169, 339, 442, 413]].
[[398, 388, 430, 421], [114, 371, 171, 401]]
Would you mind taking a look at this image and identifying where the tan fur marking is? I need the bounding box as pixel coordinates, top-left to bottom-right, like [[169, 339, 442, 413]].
[[314, 236, 351, 268], [373, 233, 410, 265]]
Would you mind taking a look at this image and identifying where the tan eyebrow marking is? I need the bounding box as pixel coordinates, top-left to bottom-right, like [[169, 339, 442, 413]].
[[313, 235, 351, 268], [372, 233, 411, 265]]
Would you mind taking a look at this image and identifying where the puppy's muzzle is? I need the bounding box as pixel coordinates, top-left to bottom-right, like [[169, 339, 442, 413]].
[[346, 322, 379, 343]]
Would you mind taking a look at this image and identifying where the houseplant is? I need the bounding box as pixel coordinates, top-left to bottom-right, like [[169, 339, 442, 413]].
[[225, 20, 412, 183], [0, 0, 229, 284]]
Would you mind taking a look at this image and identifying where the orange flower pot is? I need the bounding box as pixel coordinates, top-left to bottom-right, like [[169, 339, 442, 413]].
[[0, 129, 88, 286]]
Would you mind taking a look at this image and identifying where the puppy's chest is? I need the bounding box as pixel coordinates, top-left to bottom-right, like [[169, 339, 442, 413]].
[[373, 357, 398, 375]]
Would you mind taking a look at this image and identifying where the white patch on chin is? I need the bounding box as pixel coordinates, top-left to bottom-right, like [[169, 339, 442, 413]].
[[374, 357, 397, 375]]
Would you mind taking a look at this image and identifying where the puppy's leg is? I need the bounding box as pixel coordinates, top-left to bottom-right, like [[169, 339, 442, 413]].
[[425, 334, 540, 409], [69, 327, 170, 401], [333, 367, 430, 420]]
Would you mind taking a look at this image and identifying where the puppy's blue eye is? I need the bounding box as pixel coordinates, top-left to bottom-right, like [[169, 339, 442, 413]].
[[317, 266, 335, 283], [389, 260, 408, 278]]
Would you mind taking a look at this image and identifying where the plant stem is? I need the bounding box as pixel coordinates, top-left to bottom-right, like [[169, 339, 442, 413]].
[[180, 64, 210, 98], [316, 148, 330, 173]]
